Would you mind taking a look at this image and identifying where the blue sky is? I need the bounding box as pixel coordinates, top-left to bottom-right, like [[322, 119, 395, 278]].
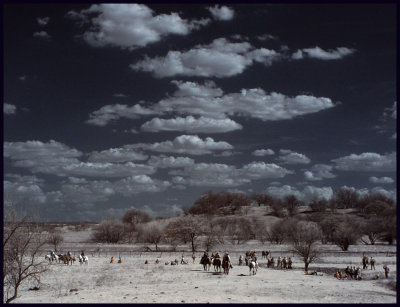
[[3, 3, 397, 221]]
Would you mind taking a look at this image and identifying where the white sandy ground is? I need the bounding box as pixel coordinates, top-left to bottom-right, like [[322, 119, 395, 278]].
[[13, 251, 396, 304]]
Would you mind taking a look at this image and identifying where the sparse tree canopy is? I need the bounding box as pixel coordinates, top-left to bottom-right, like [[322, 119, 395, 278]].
[[122, 209, 151, 229], [46, 231, 64, 252], [136, 224, 164, 251], [165, 216, 203, 253], [91, 219, 126, 243], [3, 203, 49, 304], [286, 220, 322, 271]]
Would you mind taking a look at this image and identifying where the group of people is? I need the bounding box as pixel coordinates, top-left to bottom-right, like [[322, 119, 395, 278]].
[[334, 256, 390, 280], [110, 256, 122, 263]]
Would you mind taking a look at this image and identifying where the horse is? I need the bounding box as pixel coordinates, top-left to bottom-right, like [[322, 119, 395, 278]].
[[222, 257, 231, 275], [249, 260, 259, 275], [45, 254, 53, 262], [212, 257, 222, 272], [200, 255, 211, 271], [261, 251, 270, 259], [79, 254, 89, 265]]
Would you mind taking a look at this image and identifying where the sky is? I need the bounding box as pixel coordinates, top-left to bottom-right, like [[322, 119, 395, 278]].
[[3, 2, 397, 222]]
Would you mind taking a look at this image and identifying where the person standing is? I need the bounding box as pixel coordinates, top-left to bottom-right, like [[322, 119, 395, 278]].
[[383, 264, 390, 278]]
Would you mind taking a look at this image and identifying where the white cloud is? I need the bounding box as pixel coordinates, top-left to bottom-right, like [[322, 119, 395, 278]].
[[37, 17, 50, 26], [155, 82, 335, 121], [114, 175, 170, 196], [292, 46, 355, 60], [147, 155, 194, 168], [171, 80, 223, 97], [252, 149, 275, 156], [33, 31, 51, 39], [256, 34, 278, 41], [383, 101, 396, 119], [266, 185, 333, 202], [113, 93, 128, 98], [130, 38, 280, 78], [369, 176, 394, 184], [127, 135, 233, 155], [4, 103, 16, 115], [304, 164, 336, 181], [86, 104, 158, 126], [207, 5, 235, 21], [88, 148, 148, 163], [277, 149, 311, 164], [71, 4, 210, 50], [169, 161, 292, 188], [141, 116, 242, 133], [332, 152, 396, 172], [60, 162, 155, 178]]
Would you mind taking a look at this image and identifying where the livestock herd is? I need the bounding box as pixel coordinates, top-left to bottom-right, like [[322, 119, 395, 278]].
[[45, 251, 88, 265]]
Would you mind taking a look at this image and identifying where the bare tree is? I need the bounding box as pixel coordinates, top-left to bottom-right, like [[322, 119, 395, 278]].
[[308, 198, 327, 212], [286, 220, 322, 272], [333, 188, 359, 209], [270, 199, 285, 217], [283, 194, 303, 217], [165, 216, 203, 253], [3, 202, 49, 303], [46, 231, 64, 252], [122, 209, 151, 230], [136, 224, 164, 251]]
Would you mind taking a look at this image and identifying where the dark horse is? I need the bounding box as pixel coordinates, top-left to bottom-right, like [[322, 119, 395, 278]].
[[200, 255, 211, 271], [212, 257, 222, 272], [222, 257, 231, 275]]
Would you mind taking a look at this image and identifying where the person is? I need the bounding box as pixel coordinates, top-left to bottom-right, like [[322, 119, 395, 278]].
[[118, 257, 122, 263], [362, 255, 368, 269], [224, 252, 233, 269], [81, 251, 85, 257], [192, 254, 196, 264], [215, 252, 220, 259], [370, 257, 375, 270], [239, 255, 243, 266], [110, 256, 114, 263], [181, 255, 185, 264], [383, 265, 389, 278], [288, 257, 292, 269]]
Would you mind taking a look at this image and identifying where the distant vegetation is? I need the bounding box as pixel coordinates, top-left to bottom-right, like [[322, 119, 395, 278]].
[[89, 188, 396, 255]]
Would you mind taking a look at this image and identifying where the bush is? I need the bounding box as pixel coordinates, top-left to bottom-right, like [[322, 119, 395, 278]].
[[91, 219, 126, 243]]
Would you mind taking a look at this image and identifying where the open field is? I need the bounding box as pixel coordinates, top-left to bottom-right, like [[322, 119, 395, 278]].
[[12, 229, 397, 304]]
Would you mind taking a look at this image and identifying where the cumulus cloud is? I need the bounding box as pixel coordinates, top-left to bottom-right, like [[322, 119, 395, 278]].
[[4, 103, 16, 115], [369, 176, 394, 184], [60, 162, 155, 178], [88, 80, 335, 126], [86, 104, 158, 126], [383, 101, 396, 120], [155, 81, 335, 121], [266, 185, 334, 202], [130, 38, 280, 78], [292, 46, 355, 60], [88, 148, 148, 163], [252, 149, 275, 156], [33, 31, 51, 39], [127, 135, 233, 155], [304, 164, 336, 181], [277, 149, 311, 164], [69, 4, 210, 50], [141, 116, 242, 133], [114, 175, 170, 196], [37, 17, 50, 26], [169, 161, 292, 187], [332, 152, 396, 172], [207, 5, 235, 20], [147, 155, 194, 168]]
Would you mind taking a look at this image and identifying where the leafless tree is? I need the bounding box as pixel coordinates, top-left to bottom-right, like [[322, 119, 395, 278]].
[[122, 209, 151, 230], [3, 202, 49, 303], [136, 224, 164, 251], [286, 220, 322, 272], [270, 199, 286, 217], [308, 198, 328, 212], [333, 188, 359, 209], [283, 195, 303, 217], [165, 216, 203, 253], [46, 231, 64, 252]]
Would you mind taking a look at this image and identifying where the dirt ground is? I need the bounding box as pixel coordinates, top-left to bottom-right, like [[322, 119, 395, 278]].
[[12, 247, 396, 304]]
